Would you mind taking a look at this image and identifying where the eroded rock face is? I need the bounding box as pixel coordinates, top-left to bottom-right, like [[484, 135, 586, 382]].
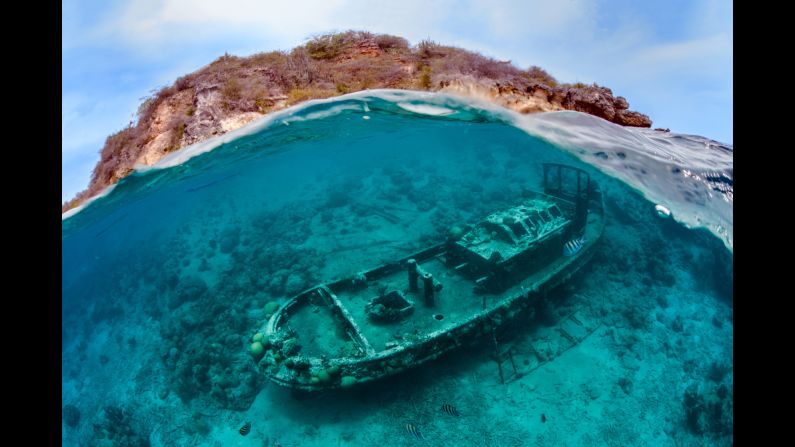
[[351, 39, 383, 58], [559, 86, 652, 127], [185, 86, 225, 146], [442, 79, 652, 128], [615, 110, 653, 127], [562, 86, 619, 120], [439, 77, 563, 115]]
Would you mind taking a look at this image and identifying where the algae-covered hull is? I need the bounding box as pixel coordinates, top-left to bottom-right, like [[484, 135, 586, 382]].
[[253, 164, 604, 391]]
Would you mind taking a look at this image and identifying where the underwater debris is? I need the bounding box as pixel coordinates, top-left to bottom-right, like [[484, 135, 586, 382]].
[[541, 413, 546, 423], [365, 290, 414, 322], [239, 421, 251, 436]]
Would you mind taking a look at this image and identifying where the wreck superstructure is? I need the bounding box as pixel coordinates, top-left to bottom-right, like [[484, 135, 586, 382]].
[[253, 164, 604, 391]]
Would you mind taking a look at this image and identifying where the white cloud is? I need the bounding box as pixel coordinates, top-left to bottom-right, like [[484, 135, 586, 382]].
[[465, 0, 596, 40], [86, 0, 599, 52], [330, 0, 457, 43], [62, 153, 100, 202], [629, 33, 731, 79], [686, 0, 733, 37], [62, 92, 140, 161], [62, 93, 103, 159], [94, 0, 347, 51]]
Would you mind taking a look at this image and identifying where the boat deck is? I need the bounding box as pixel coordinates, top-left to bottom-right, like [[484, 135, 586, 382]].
[[330, 255, 485, 353], [282, 296, 354, 358]]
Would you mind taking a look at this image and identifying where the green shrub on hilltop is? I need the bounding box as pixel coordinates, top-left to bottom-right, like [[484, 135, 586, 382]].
[[222, 78, 241, 102], [526, 65, 558, 87], [305, 32, 352, 60], [336, 82, 350, 94], [417, 39, 443, 59], [374, 34, 409, 51]]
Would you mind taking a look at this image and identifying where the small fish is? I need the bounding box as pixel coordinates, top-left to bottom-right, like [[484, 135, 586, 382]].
[[441, 403, 460, 417], [541, 413, 547, 423], [239, 421, 251, 436], [563, 236, 586, 257], [405, 423, 424, 440]]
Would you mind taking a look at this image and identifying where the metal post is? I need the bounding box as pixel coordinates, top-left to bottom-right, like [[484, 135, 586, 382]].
[[423, 272, 434, 306], [407, 259, 418, 292]]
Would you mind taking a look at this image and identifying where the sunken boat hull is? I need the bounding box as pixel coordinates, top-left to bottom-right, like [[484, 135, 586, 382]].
[[255, 164, 605, 391]]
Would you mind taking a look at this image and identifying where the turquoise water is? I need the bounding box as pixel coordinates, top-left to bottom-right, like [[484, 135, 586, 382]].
[[62, 92, 732, 446]]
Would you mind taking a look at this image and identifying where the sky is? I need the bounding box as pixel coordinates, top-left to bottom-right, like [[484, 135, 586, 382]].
[[62, 0, 732, 202]]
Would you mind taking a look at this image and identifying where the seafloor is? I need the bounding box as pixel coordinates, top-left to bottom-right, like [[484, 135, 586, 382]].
[[62, 99, 732, 447]]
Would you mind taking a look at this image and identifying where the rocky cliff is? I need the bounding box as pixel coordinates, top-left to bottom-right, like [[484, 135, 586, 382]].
[[64, 31, 651, 212]]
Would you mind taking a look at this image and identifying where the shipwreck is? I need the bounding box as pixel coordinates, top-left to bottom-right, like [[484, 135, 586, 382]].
[[252, 163, 605, 391]]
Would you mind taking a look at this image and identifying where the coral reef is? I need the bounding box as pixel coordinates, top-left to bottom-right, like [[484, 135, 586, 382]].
[[90, 406, 150, 447], [683, 383, 733, 437]]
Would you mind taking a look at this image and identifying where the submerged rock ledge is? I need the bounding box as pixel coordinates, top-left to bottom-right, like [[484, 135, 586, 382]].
[[63, 30, 651, 212]]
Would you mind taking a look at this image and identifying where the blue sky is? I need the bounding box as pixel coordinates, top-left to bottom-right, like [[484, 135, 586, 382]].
[[62, 0, 732, 202]]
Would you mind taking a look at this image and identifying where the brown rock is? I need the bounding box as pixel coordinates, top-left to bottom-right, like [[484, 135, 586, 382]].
[[184, 86, 224, 146], [616, 110, 653, 127], [558, 85, 651, 127]]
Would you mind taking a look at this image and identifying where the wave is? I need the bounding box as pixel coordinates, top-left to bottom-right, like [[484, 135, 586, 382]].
[[511, 111, 733, 249], [61, 183, 118, 220], [63, 89, 732, 250], [396, 103, 456, 116]]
